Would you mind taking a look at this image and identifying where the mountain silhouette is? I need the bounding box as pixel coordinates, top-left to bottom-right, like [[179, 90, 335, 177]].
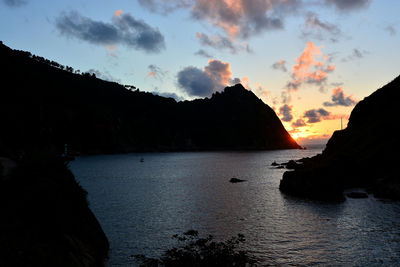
[[280, 75, 400, 200], [0, 41, 300, 155]]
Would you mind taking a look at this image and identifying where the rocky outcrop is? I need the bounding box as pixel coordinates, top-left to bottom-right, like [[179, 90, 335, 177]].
[[280, 75, 400, 200], [0, 156, 109, 266], [229, 178, 247, 183]]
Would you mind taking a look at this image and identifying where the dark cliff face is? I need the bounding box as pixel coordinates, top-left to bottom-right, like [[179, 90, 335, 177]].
[[0, 156, 109, 266], [279, 75, 400, 200], [0, 42, 299, 154]]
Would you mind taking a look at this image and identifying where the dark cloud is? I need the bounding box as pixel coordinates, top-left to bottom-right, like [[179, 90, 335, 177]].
[[196, 32, 238, 53], [325, 0, 371, 10], [303, 108, 330, 123], [272, 60, 287, 72], [177, 59, 232, 97], [301, 12, 342, 42], [56, 11, 165, 53], [191, 0, 288, 39], [292, 118, 307, 127], [385, 25, 396, 36], [352, 48, 363, 58], [194, 49, 213, 58], [279, 104, 293, 122], [138, 0, 370, 42], [230, 77, 241, 85], [2, 0, 27, 7], [323, 87, 358, 107], [177, 66, 215, 97], [139, 0, 299, 39]]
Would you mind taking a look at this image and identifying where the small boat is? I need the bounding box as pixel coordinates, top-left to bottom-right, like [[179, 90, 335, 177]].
[[140, 158, 144, 162]]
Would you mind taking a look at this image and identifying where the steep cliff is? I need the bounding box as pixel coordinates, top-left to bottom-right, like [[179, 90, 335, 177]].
[[0, 156, 109, 266], [280, 75, 400, 200]]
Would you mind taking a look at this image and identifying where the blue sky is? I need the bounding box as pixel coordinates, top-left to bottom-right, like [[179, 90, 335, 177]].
[[1, 0, 399, 144]]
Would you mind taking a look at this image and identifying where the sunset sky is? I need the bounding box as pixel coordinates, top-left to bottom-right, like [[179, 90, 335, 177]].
[[1, 0, 399, 145]]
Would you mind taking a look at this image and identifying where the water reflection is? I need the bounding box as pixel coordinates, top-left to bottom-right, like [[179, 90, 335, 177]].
[[71, 149, 400, 266]]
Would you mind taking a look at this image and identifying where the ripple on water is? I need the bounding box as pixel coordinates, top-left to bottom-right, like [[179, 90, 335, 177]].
[[71, 149, 400, 266]]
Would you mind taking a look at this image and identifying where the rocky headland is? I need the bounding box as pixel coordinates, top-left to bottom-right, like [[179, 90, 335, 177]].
[[0, 41, 299, 155], [280, 75, 400, 200]]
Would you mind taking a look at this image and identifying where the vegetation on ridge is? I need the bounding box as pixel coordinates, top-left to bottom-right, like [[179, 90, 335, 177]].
[[0, 41, 299, 156]]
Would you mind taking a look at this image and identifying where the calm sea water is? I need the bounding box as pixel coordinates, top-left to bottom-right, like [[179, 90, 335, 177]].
[[71, 148, 400, 266]]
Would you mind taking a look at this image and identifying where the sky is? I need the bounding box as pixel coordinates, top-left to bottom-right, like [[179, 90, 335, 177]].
[[1, 0, 399, 145]]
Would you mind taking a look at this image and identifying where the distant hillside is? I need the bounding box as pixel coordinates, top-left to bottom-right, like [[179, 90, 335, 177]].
[[280, 75, 400, 200], [0, 41, 300, 155]]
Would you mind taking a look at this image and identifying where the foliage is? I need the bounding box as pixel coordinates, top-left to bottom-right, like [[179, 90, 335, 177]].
[[135, 230, 256, 267]]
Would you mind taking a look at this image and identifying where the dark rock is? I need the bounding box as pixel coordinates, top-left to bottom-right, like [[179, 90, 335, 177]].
[[285, 160, 299, 169], [279, 75, 400, 200], [229, 178, 246, 183], [346, 192, 368, 199], [0, 156, 109, 266], [271, 161, 279, 166]]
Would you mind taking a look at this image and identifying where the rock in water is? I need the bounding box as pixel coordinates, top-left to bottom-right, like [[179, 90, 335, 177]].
[[230, 178, 246, 183]]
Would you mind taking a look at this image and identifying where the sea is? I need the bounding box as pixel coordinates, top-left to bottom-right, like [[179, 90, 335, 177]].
[[70, 147, 400, 266]]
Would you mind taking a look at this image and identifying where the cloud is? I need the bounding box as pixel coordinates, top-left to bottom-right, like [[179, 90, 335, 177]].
[[177, 59, 232, 97], [195, 32, 251, 54], [279, 104, 293, 122], [303, 108, 348, 123], [2, 0, 27, 7], [272, 60, 287, 72], [56, 11, 165, 53], [196, 32, 238, 53], [230, 77, 241, 85], [138, 0, 371, 43], [385, 25, 396, 36], [323, 87, 358, 107], [342, 48, 368, 62], [324, 0, 371, 11], [139, 0, 301, 39], [114, 9, 123, 17], [190, 0, 290, 39], [194, 49, 213, 58], [291, 118, 307, 127], [137, 0, 190, 14], [86, 69, 121, 83], [147, 64, 166, 80], [286, 41, 335, 92], [252, 83, 269, 102], [177, 66, 215, 97], [301, 12, 342, 42], [303, 108, 330, 123]]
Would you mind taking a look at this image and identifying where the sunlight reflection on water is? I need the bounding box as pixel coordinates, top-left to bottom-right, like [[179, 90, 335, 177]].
[[71, 149, 400, 266]]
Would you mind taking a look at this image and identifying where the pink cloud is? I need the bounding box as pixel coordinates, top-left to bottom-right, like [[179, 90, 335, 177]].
[[114, 9, 123, 17], [204, 59, 232, 86], [287, 41, 335, 91]]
